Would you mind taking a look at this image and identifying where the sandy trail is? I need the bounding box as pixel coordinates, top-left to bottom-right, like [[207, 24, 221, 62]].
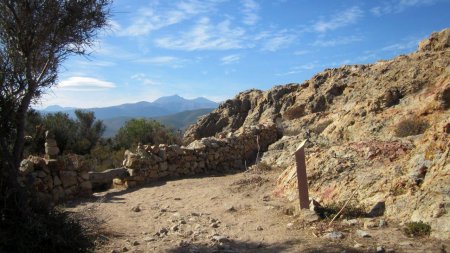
[[68, 171, 448, 253]]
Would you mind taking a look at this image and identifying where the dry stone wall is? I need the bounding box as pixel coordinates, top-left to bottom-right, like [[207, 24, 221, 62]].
[[116, 122, 278, 188], [18, 154, 92, 203], [18, 122, 279, 202]]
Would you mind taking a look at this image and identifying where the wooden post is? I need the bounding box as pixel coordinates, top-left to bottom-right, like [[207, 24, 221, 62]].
[[295, 140, 309, 209]]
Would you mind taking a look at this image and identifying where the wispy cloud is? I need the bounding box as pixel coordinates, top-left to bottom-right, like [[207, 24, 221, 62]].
[[371, 0, 439, 16], [154, 17, 246, 51], [241, 0, 260, 25], [58, 77, 115, 91], [312, 6, 363, 33], [118, 0, 223, 37], [261, 30, 296, 51], [381, 37, 421, 52], [312, 35, 363, 47], [277, 63, 317, 76], [131, 73, 159, 86], [135, 56, 187, 68], [76, 60, 116, 67], [221, 54, 241, 64]]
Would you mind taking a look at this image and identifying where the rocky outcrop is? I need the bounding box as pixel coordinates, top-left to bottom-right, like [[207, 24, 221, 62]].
[[184, 28, 450, 238]]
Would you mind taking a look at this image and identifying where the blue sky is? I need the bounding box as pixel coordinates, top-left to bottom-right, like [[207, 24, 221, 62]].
[[37, 0, 450, 109]]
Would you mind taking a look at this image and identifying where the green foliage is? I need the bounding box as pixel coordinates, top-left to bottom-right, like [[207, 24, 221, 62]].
[[114, 118, 181, 149], [72, 110, 105, 155], [404, 221, 431, 237], [24, 110, 105, 155], [316, 201, 367, 220], [394, 118, 429, 137]]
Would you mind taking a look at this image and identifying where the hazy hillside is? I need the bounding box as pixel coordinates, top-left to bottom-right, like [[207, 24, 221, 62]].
[[41, 95, 218, 120], [102, 108, 215, 137]]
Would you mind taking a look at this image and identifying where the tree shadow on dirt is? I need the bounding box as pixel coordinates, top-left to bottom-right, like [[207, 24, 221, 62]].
[[165, 239, 364, 253]]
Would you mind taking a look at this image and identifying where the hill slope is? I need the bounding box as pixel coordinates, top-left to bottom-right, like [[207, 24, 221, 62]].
[[184, 28, 450, 238], [42, 95, 218, 120]]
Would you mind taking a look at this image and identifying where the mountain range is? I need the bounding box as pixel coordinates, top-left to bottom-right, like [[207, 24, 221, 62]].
[[41, 95, 218, 137]]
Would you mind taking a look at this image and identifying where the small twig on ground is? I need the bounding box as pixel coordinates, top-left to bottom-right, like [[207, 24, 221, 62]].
[[327, 185, 361, 227]]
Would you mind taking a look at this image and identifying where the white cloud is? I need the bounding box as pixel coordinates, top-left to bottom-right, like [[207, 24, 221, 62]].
[[131, 73, 159, 86], [221, 54, 241, 64], [118, 0, 223, 37], [154, 17, 246, 51], [76, 60, 115, 67], [241, 0, 260, 25], [312, 6, 363, 33], [261, 32, 296, 51], [312, 35, 363, 47], [371, 0, 439, 16], [135, 56, 187, 68], [58, 77, 115, 91]]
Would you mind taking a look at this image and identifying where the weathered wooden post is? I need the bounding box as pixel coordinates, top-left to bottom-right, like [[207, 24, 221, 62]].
[[295, 140, 309, 209]]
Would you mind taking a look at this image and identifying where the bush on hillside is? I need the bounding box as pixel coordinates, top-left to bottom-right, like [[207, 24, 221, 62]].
[[114, 118, 181, 149], [404, 221, 431, 237], [394, 118, 429, 137]]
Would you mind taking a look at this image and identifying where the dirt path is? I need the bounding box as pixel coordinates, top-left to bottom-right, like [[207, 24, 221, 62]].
[[67, 171, 448, 253]]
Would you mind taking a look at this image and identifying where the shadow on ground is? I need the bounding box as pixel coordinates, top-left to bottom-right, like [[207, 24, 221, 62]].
[[165, 239, 364, 253]]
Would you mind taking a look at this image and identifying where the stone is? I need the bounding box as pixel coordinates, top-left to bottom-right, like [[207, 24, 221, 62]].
[[59, 171, 78, 188], [376, 246, 385, 253], [342, 219, 358, 226], [356, 229, 371, 238], [53, 175, 62, 186], [80, 171, 90, 181], [80, 181, 92, 190], [364, 219, 378, 229], [131, 205, 141, 212], [323, 231, 344, 239], [45, 145, 60, 156], [19, 159, 34, 176], [132, 240, 139, 246], [225, 205, 237, 212], [299, 209, 320, 223], [256, 225, 263, 231], [354, 243, 363, 248], [52, 186, 65, 201], [212, 235, 228, 243]]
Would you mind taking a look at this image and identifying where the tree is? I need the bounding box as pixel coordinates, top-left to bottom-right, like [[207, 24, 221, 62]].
[[72, 110, 105, 154], [0, 1, 110, 251], [0, 0, 110, 183], [115, 119, 181, 149]]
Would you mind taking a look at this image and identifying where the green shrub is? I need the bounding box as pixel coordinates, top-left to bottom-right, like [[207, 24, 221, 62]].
[[394, 118, 429, 137], [404, 221, 431, 237], [316, 201, 367, 220], [283, 105, 306, 120]]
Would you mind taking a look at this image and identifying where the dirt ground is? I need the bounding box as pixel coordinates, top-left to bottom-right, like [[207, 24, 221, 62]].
[[66, 170, 449, 253]]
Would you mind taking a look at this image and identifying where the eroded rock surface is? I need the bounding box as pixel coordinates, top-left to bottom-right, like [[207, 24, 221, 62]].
[[184, 28, 450, 238]]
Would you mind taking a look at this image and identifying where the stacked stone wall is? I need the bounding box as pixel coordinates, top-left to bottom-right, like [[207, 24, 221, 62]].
[[18, 122, 278, 202], [116, 123, 278, 187], [18, 154, 92, 203]]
